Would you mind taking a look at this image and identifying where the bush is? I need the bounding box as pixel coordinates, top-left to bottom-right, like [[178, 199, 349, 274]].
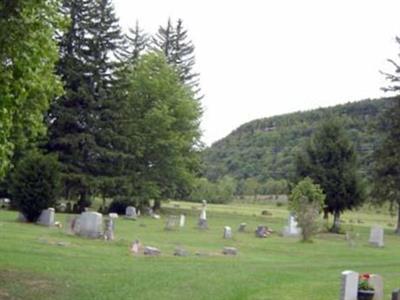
[[289, 178, 325, 242], [10, 152, 60, 222]]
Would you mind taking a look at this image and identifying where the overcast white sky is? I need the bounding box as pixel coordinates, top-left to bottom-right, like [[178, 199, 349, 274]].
[[113, 0, 400, 146]]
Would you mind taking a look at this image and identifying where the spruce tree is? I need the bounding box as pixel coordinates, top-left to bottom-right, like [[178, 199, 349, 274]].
[[125, 21, 148, 64], [296, 118, 364, 232], [47, 0, 124, 208]]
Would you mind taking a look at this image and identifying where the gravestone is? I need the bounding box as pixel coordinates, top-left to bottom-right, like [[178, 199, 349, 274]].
[[223, 226, 233, 239], [255, 225, 272, 238], [103, 219, 114, 241], [17, 212, 27, 222], [165, 215, 180, 230], [179, 214, 185, 227], [174, 246, 188, 256], [282, 213, 301, 237], [108, 213, 118, 219], [222, 247, 237, 255], [238, 223, 247, 232], [125, 206, 137, 219], [144, 246, 161, 256], [369, 274, 383, 300], [340, 270, 359, 300], [198, 200, 208, 229], [130, 240, 141, 254], [369, 226, 384, 247], [37, 208, 55, 226], [77, 212, 103, 238], [392, 289, 400, 300]]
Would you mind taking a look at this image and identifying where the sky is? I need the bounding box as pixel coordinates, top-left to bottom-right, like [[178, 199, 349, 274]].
[[113, 0, 400, 146]]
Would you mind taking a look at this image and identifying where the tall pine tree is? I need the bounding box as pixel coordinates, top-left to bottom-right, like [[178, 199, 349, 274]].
[[47, 0, 124, 209]]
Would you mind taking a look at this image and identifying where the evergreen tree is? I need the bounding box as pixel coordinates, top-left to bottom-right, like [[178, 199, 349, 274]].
[[153, 18, 201, 97], [47, 0, 124, 208], [125, 21, 148, 64], [373, 37, 400, 234], [296, 118, 364, 232]]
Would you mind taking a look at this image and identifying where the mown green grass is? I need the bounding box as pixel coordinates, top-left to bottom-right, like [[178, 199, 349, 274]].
[[0, 202, 399, 300]]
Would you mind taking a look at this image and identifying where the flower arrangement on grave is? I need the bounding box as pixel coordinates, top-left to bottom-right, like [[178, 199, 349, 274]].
[[357, 273, 374, 300]]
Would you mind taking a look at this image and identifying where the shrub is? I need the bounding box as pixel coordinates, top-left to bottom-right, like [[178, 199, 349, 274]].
[[10, 152, 60, 222], [289, 178, 325, 242]]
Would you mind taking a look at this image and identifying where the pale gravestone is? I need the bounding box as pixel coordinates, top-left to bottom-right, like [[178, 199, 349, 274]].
[[125, 206, 137, 220], [369, 226, 384, 247], [77, 212, 103, 238], [179, 214, 185, 227], [340, 270, 359, 300], [282, 213, 301, 237], [144, 246, 161, 256], [198, 200, 208, 229], [222, 247, 237, 255], [37, 208, 55, 226], [223, 226, 233, 239], [165, 215, 180, 230], [369, 274, 384, 300], [130, 240, 141, 254], [103, 219, 114, 241]]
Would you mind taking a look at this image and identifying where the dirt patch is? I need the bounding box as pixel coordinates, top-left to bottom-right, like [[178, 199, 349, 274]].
[[0, 269, 60, 300]]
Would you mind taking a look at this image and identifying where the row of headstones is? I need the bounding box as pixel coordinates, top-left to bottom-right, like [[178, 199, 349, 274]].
[[130, 240, 238, 256]]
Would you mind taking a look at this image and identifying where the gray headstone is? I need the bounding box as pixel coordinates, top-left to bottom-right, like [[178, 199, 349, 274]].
[[238, 223, 247, 232], [125, 206, 137, 219], [369, 226, 384, 247], [340, 270, 359, 300], [103, 219, 114, 241], [37, 208, 55, 226], [392, 289, 400, 300], [130, 240, 141, 254], [165, 215, 180, 230], [369, 274, 383, 300], [77, 212, 103, 238], [174, 247, 188, 256], [222, 247, 237, 256], [144, 246, 161, 256], [223, 226, 233, 239]]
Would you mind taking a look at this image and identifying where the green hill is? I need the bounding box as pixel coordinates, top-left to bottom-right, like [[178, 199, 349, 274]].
[[202, 98, 392, 182]]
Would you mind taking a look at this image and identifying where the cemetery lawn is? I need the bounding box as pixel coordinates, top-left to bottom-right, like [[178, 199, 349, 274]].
[[1, 202, 400, 300]]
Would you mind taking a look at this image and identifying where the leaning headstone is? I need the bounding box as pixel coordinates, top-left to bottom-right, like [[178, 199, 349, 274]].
[[77, 212, 103, 238], [125, 206, 137, 219], [369, 226, 384, 247], [179, 214, 185, 227], [222, 247, 237, 256], [282, 213, 301, 237], [223, 226, 233, 239], [238, 223, 247, 232], [144, 246, 161, 256], [392, 289, 400, 300], [369, 274, 383, 300], [37, 208, 55, 226], [103, 219, 114, 241], [130, 240, 141, 254], [165, 215, 180, 230], [340, 270, 359, 300]]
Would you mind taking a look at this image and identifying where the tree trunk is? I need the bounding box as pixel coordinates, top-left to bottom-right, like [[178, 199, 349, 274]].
[[323, 208, 329, 220], [396, 205, 400, 235], [153, 199, 161, 211], [331, 211, 340, 233]]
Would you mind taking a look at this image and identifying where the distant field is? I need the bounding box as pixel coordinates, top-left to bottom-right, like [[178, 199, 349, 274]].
[[0, 201, 399, 300]]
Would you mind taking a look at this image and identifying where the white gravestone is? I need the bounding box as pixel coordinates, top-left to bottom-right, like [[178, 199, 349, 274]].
[[282, 214, 301, 237], [179, 214, 185, 227], [223, 226, 233, 239], [37, 208, 55, 226], [103, 219, 114, 241], [77, 212, 103, 238], [369, 226, 384, 247], [198, 200, 208, 229], [369, 274, 384, 300], [340, 270, 359, 300], [125, 206, 137, 219]]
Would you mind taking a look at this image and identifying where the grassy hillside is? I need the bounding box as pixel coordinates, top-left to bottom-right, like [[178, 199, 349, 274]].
[[1, 202, 399, 300], [203, 98, 393, 182]]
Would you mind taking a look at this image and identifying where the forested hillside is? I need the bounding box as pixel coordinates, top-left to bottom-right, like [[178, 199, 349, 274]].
[[203, 98, 392, 182]]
